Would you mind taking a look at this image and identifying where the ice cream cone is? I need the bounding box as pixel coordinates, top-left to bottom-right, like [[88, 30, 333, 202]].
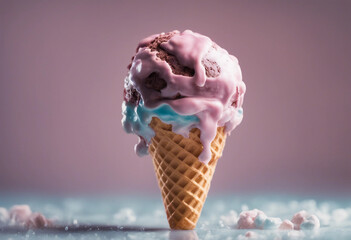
[[148, 117, 227, 230]]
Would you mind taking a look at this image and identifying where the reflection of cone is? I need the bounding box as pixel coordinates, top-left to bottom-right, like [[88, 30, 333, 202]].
[[149, 117, 227, 230], [169, 230, 199, 240]]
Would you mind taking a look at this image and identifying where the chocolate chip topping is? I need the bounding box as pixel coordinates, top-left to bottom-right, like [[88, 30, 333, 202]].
[[144, 72, 167, 92], [123, 85, 141, 105]]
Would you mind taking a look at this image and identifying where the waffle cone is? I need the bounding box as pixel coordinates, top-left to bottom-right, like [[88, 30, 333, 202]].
[[148, 117, 227, 230]]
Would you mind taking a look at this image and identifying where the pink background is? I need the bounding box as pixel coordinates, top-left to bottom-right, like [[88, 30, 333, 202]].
[[0, 0, 350, 195]]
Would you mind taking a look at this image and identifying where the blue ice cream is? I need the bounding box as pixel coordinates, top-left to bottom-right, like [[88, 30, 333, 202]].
[[122, 99, 199, 156]]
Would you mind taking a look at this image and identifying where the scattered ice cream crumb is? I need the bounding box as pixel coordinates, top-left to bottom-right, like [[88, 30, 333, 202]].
[[291, 210, 320, 230], [9, 205, 32, 226], [290, 210, 306, 229], [26, 212, 50, 228], [237, 209, 265, 229], [233, 209, 320, 231], [237, 209, 282, 230], [113, 208, 136, 224], [252, 212, 266, 229], [279, 219, 294, 230], [263, 217, 282, 229], [0, 205, 52, 229]]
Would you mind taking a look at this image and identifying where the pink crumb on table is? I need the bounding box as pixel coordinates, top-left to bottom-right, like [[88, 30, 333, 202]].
[[1, 205, 52, 229], [27, 212, 53, 228], [279, 219, 294, 230], [291, 211, 320, 230], [231, 209, 320, 231], [9, 205, 32, 226], [237, 209, 265, 229], [291, 210, 307, 229]]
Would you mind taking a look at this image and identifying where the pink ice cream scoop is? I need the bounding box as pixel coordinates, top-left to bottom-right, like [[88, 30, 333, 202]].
[[122, 30, 246, 163]]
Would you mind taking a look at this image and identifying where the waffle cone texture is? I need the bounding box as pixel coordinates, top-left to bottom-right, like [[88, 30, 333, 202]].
[[148, 117, 227, 230]]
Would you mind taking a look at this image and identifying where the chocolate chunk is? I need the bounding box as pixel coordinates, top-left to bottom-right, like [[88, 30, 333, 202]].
[[124, 85, 141, 105], [144, 72, 167, 92]]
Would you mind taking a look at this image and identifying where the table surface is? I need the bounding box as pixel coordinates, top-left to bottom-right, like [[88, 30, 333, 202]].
[[0, 193, 350, 239]]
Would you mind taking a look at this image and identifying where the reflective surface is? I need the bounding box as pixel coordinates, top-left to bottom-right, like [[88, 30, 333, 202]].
[[1, 194, 351, 239]]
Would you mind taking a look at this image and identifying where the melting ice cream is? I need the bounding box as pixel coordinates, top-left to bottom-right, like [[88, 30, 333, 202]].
[[122, 30, 246, 163]]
